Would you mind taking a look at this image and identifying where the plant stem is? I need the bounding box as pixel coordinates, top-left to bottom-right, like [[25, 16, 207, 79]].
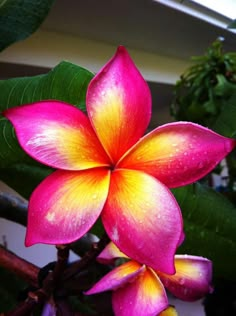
[[0, 245, 39, 287], [63, 233, 110, 281], [0, 182, 28, 226]]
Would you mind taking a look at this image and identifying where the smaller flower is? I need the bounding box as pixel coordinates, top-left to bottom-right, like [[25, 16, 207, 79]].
[[160, 306, 178, 316], [86, 243, 212, 316]]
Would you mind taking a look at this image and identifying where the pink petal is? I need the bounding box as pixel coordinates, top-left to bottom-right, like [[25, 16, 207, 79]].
[[25, 168, 110, 246], [113, 268, 168, 316], [102, 169, 183, 274], [4, 101, 110, 170], [86, 46, 151, 164], [97, 242, 128, 265], [118, 122, 235, 188], [85, 260, 144, 294], [159, 255, 213, 301]]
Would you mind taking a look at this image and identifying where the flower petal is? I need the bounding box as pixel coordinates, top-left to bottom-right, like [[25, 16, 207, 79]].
[[97, 242, 128, 265], [3, 101, 110, 170], [118, 122, 235, 188], [85, 261, 144, 294], [25, 168, 110, 246], [102, 169, 183, 274], [86, 46, 151, 164], [112, 268, 168, 316], [159, 306, 178, 316], [159, 255, 212, 301]]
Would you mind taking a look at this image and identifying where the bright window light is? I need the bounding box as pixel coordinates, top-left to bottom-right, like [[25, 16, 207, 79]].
[[191, 0, 236, 20], [154, 0, 236, 32]]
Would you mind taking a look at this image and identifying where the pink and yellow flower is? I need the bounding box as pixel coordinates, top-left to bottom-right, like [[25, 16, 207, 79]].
[[86, 242, 212, 316], [3, 46, 235, 274]]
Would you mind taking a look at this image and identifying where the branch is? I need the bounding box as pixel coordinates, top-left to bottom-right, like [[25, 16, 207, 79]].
[[0, 181, 28, 226], [3, 246, 67, 316], [0, 245, 39, 287], [63, 233, 110, 281]]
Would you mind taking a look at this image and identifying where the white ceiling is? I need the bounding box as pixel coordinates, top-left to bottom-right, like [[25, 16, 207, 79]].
[[42, 0, 236, 60]]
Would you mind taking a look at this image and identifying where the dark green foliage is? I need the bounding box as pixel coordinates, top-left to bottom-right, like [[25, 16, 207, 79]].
[[0, 0, 55, 51], [171, 38, 236, 134], [173, 183, 236, 281]]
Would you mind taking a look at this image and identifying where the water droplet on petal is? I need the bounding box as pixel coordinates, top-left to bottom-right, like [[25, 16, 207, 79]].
[[179, 278, 185, 285], [184, 288, 189, 295]]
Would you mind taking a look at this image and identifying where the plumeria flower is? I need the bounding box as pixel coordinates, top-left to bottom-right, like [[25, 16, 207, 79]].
[[86, 242, 212, 316], [3, 46, 235, 274]]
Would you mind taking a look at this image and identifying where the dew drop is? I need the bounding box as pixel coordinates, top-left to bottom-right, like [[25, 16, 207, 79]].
[[179, 278, 185, 285], [92, 194, 97, 200], [198, 162, 204, 168], [184, 288, 189, 295]]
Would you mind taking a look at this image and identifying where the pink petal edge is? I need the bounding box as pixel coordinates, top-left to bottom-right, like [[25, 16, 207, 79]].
[[112, 268, 168, 316], [102, 169, 183, 274], [86, 46, 152, 164], [118, 121, 235, 188], [25, 168, 110, 246], [85, 261, 145, 294], [3, 101, 110, 170], [159, 255, 213, 301]]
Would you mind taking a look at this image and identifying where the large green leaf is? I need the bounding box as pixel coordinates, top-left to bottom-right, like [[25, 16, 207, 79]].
[[172, 183, 236, 280], [0, 61, 94, 196], [0, 0, 55, 51]]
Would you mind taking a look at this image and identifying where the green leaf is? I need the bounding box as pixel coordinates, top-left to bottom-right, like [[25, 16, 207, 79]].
[[0, 0, 55, 51], [0, 61, 94, 195], [0, 163, 53, 198], [89, 218, 105, 239], [211, 92, 236, 138], [214, 75, 236, 98], [172, 183, 236, 280]]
